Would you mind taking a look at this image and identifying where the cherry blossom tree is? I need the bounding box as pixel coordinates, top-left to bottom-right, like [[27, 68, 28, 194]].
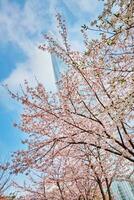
[[8, 0, 134, 199], [0, 162, 11, 198], [12, 152, 132, 200]]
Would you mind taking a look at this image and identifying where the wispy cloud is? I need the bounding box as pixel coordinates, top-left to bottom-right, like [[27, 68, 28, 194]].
[[0, 0, 57, 110], [3, 50, 56, 91], [63, 0, 99, 15]]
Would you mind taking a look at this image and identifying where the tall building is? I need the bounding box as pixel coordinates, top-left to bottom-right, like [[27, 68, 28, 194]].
[[49, 31, 68, 82], [111, 179, 134, 200], [51, 53, 68, 82]]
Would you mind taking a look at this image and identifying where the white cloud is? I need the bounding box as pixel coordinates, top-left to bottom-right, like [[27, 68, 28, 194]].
[[3, 49, 56, 91], [63, 0, 99, 15], [0, 0, 57, 110]]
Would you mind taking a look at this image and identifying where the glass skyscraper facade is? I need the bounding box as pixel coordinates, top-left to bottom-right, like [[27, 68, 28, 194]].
[[111, 180, 134, 200], [51, 53, 68, 82]]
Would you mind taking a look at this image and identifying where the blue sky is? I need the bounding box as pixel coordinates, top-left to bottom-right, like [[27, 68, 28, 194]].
[[0, 0, 103, 162]]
